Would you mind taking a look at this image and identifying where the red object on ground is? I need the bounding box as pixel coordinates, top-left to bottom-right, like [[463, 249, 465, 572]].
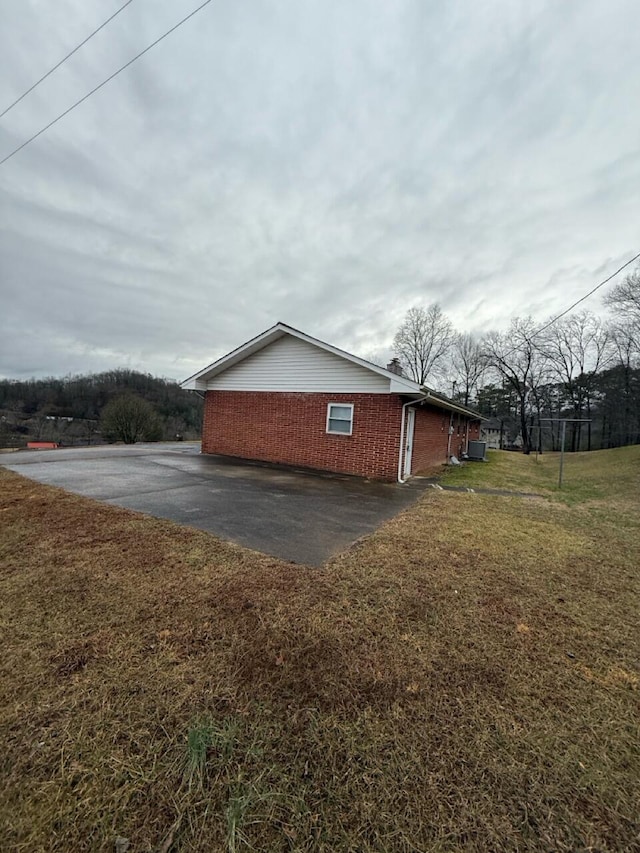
[[27, 442, 58, 450]]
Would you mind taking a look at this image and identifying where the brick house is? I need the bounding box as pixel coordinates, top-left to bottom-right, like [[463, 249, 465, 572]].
[[182, 323, 483, 482]]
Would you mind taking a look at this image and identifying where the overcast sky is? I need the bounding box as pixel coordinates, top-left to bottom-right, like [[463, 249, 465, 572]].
[[1, 0, 638, 381]]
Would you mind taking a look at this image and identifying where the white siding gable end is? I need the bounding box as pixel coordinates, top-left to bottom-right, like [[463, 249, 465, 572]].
[[206, 335, 391, 393]]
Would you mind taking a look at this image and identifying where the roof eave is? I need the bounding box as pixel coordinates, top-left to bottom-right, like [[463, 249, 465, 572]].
[[422, 390, 486, 419]]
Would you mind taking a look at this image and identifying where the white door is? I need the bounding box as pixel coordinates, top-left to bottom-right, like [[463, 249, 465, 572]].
[[403, 408, 415, 478]]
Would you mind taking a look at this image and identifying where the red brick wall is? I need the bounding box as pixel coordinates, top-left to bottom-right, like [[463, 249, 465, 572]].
[[410, 404, 481, 474], [202, 391, 404, 480]]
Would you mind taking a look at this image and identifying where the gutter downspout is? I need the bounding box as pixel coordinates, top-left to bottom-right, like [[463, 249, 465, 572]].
[[446, 410, 454, 461], [398, 399, 422, 484]]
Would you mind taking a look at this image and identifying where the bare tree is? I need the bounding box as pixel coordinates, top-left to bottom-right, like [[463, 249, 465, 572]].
[[603, 266, 640, 446], [540, 312, 612, 450], [393, 305, 454, 385], [606, 320, 640, 446], [604, 265, 640, 324], [482, 318, 549, 454], [449, 332, 486, 405], [609, 318, 640, 365]]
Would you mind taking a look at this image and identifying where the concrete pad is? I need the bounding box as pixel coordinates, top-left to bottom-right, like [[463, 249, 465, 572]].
[[2, 443, 428, 565]]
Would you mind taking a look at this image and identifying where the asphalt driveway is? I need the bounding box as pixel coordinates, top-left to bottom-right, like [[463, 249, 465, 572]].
[[2, 443, 428, 565]]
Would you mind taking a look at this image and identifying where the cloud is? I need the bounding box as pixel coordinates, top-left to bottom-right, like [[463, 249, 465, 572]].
[[1, 0, 638, 381]]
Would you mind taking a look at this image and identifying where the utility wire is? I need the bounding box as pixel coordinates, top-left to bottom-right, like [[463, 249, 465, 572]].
[[498, 251, 640, 360], [528, 251, 640, 342], [0, 0, 135, 119], [1, 1, 636, 345], [0, 0, 213, 167]]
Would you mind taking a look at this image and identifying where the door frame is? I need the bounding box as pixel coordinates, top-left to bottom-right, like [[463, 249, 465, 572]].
[[403, 407, 415, 479]]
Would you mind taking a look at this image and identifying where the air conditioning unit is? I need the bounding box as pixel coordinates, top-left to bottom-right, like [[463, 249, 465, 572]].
[[467, 440, 487, 461]]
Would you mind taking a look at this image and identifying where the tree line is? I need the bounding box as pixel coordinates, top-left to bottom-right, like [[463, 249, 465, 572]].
[[2, 267, 638, 451], [392, 265, 640, 453], [0, 369, 203, 447]]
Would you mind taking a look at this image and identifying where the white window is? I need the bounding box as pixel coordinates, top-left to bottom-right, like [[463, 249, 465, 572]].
[[326, 403, 354, 435]]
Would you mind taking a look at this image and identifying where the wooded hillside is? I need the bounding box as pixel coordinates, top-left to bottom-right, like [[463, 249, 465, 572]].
[[0, 370, 203, 447]]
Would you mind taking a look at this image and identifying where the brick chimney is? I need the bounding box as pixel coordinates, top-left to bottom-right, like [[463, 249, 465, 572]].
[[386, 357, 404, 376]]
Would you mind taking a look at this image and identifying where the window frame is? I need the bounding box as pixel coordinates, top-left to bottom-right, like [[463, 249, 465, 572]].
[[326, 402, 354, 436]]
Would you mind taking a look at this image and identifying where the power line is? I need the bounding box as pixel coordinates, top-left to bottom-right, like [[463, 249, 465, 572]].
[[498, 251, 640, 360], [0, 0, 135, 120], [0, 0, 213, 167], [528, 251, 640, 342]]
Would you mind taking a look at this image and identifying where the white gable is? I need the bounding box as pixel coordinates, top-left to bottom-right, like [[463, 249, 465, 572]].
[[206, 334, 391, 393]]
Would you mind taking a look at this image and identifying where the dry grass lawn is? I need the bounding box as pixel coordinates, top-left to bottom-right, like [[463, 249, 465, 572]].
[[1, 447, 639, 852], [443, 445, 640, 504]]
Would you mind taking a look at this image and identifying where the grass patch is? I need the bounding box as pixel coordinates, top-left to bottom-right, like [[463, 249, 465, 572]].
[[1, 451, 639, 851], [444, 445, 640, 504]]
